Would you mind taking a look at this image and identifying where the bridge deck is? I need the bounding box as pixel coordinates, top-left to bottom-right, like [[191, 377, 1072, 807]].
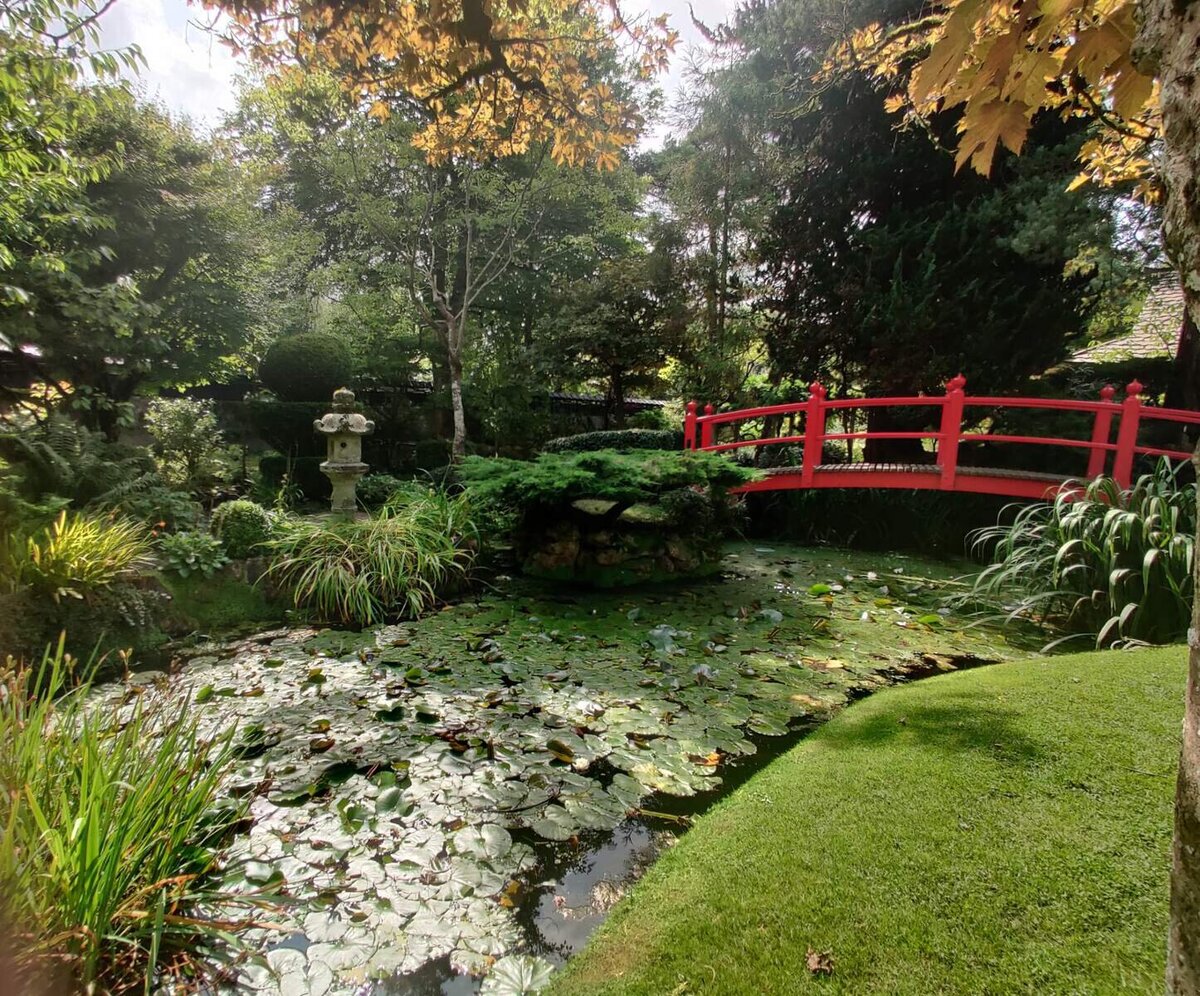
[[736, 463, 1071, 499]]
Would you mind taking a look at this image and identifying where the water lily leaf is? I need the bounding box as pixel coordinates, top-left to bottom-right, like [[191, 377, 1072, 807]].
[[452, 824, 513, 862], [646, 624, 678, 654], [481, 955, 555, 995], [375, 786, 410, 817], [195, 685, 214, 703], [244, 860, 279, 885], [529, 804, 578, 841], [808, 584, 832, 596]]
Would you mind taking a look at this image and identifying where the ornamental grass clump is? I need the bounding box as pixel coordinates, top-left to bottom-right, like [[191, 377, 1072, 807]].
[[0, 640, 248, 993], [266, 484, 476, 626], [967, 460, 1194, 647], [3, 510, 154, 602]]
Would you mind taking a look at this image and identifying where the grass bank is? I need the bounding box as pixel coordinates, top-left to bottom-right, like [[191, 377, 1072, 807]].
[[552, 648, 1183, 995]]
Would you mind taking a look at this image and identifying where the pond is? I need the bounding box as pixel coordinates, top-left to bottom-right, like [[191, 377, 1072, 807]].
[[105, 543, 1027, 994]]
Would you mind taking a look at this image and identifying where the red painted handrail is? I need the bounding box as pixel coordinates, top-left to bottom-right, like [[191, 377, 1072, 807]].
[[682, 376, 1200, 496]]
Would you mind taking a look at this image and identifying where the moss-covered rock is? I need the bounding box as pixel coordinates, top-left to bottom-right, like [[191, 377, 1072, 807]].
[[520, 498, 721, 587]]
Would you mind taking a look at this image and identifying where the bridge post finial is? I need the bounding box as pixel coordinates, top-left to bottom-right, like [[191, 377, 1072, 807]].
[[700, 404, 714, 449], [1099, 384, 1116, 402], [1112, 381, 1144, 487], [947, 373, 967, 393], [684, 400, 698, 450]]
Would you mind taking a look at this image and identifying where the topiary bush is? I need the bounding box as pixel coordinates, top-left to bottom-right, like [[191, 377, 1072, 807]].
[[541, 428, 682, 454], [259, 333, 355, 402], [210, 499, 274, 558]]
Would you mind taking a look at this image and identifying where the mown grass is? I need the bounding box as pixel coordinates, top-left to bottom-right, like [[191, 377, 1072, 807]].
[[552, 648, 1182, 995]]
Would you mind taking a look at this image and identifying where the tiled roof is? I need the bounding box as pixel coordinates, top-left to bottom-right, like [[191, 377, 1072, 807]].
[[1071, 279, 1185, 363]]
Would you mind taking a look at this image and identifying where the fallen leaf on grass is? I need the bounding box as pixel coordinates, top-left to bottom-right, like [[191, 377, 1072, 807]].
[[806, 947, 834, 976]]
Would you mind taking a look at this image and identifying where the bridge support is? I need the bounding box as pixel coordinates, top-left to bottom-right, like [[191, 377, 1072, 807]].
[[938, 374, 966, 488]]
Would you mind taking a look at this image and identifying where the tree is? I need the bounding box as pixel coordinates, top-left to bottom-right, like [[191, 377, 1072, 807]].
[[539, 250, 685, 427], [207, 0, 675, 168], [723, 0, 1117, 463], [230, 69, 648, 458], [0, 0, 141, 417], [840, 0, 1200, 986], [5, 91, 259, 432]]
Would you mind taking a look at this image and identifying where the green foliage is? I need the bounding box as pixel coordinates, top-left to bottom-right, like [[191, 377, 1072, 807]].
[[542, 429, 682, 454], [118, 484, 203, 534], [356, 473, 407, 507], [0, 0, 140, 313], [462, 450, 757, 511], [144, 398, 227, 490], [3, 511, 153, 602], [4, 86, 259, 426], [0, 414, 158, 509], [0, 640, 247, 992], [210, 499, 274, 558], [257, 454, 329, 502], [259, 332, 354, 401], [967, 462, 1195, 647], [159, 573, 283, 632], [265, 487, 476, 626], [156, 531, 230, 579]]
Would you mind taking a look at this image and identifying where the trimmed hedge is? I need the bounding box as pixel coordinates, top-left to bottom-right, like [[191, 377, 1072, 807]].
[[259, 333, 354, 402], [542, 428, 682, 454]]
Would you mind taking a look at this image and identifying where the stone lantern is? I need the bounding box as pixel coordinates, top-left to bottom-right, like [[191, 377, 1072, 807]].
[[314, 388, 375, 514]]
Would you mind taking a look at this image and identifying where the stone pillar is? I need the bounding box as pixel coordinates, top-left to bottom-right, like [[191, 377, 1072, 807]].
[[313, 388, 375, 514]]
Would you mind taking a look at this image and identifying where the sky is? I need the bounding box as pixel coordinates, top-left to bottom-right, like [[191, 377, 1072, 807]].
[[98, 0, 739, 141]]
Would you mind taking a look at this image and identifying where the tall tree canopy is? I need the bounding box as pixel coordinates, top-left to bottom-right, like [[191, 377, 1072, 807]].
[[207, 0, 676, 167]]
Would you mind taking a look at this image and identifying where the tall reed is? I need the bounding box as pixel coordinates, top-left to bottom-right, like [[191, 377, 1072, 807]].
[[0, 640, 246, 993], [967, 460, 1195, 647]]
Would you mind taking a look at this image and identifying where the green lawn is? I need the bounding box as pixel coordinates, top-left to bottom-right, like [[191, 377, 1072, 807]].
[[551, 648, 1184, 995]]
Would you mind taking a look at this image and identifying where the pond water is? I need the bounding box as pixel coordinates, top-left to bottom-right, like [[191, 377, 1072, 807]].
[[105, 544, 1026, 994]]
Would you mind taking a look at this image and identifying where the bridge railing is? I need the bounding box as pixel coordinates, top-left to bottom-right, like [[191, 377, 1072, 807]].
[[684, 376, 1200, 490]]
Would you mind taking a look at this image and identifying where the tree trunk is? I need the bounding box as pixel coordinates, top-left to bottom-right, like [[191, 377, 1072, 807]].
[[1135, 2, 1200, 991], [1167, 308, 1200, 412], [449, 339, 467, 461]]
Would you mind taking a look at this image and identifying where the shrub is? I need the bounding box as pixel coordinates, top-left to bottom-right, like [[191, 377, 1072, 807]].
[[156, 531, 230, 579], [0, 640, 248, 992], [144, 398, 227, 491], [259, 333, 354, 402], [114, 483, 204, 534], [625, 407, 674, 431], [461, 449, 757, 511], [266, 487, 476, 626], [542, 428, 683, 454], [356, 473, 407, 508], [257, 454, 329, 503], [3, 511, 153, 602], [0, 414, 158, 509], [966, 460, 1195, 647], [210, 499, 274, 558]]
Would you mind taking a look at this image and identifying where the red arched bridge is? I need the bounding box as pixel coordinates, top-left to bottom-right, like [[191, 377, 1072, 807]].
[[683, 377, 1200, 499]]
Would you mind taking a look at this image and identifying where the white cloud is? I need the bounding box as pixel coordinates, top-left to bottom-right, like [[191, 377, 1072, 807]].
[[99, 0, 241, 128]]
